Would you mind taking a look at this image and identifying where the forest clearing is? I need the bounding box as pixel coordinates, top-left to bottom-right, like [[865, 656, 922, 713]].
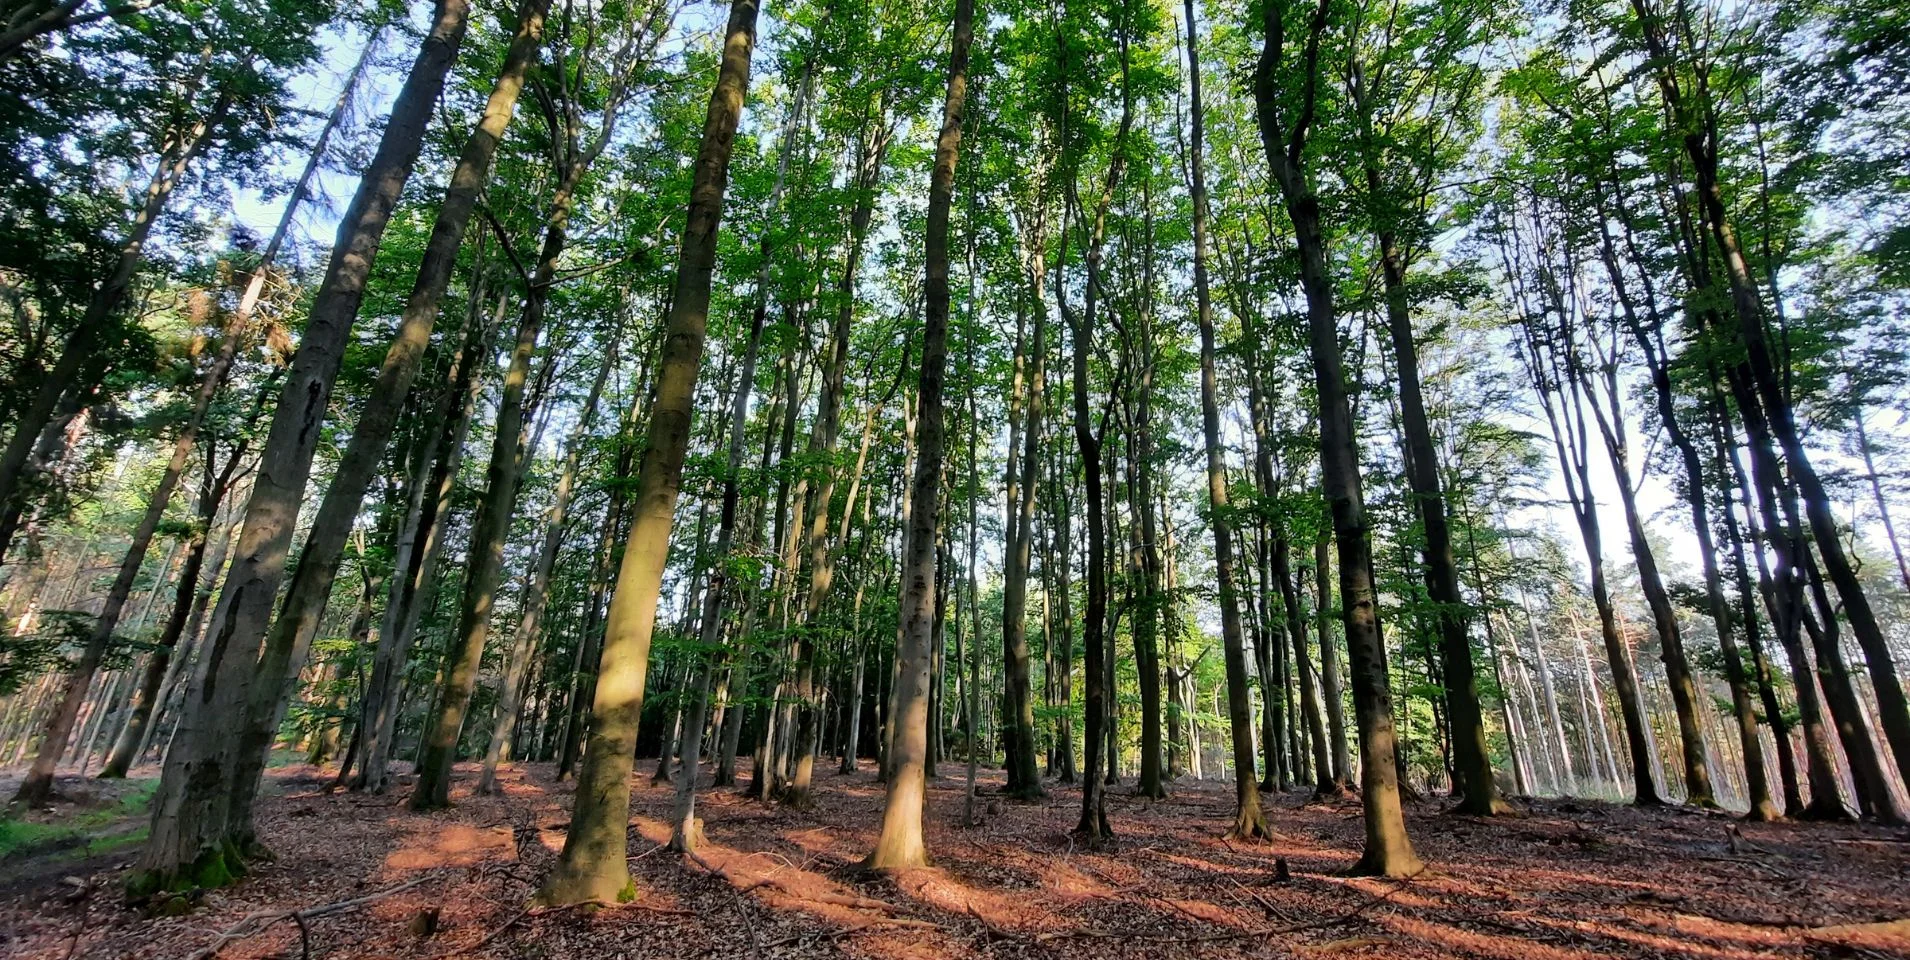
[[3, 761, 1908, 959]]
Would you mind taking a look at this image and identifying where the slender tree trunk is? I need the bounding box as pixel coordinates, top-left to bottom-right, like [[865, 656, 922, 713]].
[[787, 112, 890, 808], [132, 4, 472, 892], [1314, 533, 1351, 790], [1583, 349, 1716, 807], [477, 338, 617, 793], [1050, 440, 1077, 784], [538, 0, 758, 901], [866, 0, 970, 869], [1631, 2, 1910, 796], [411, 175, 581, 812], [255, 1, 549, 821], [1710, 352, 1849, 818], [1853, 409, 1910, 594], [1183, 0, 1265, 839], [102, 440, 246, 778], [358, 292, 501, 793], [998, 256, 1047, 800], [1253, 0, 1419, 874], [1276, 539, 1331, 791], [1370, 227, 1501, 814], [1800, 548, 1900, 820], [1511, 265, 1664, 807]]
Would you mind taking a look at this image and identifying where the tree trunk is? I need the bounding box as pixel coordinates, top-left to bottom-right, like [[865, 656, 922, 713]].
[[411, 168, 578, 812], [1252, 0, 1419, 875], [102, 437, 248, 779], [866, 0, 970, 870], [1183, 0, 1266, 839], [998, 246, 1047, 800], [787, 110, 890, 808], [131, 3, 471, 893], [1630, 0, 1910, 798], [1371, 226, 1501, 814], [537, 0, 758, 902], [1315, 533, 1350, 789], [250, 0, 548, 820], [477, 335, 617, 794]]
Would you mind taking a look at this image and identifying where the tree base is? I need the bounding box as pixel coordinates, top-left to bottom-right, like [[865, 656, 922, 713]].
[[1002, 782, 1048, 803], [407, 790, 451, 813], [1348, 848, 1425, 879], [670, 817, 706, 854], [125, 837, 251, 908], [1226, 809, 1273, 842], [1312, 780, 1350, 801], [1447, 795, 1514, 817], [861, 845, 930, 872], [537, 868, 637, 908], [10, 772, 56, 810]]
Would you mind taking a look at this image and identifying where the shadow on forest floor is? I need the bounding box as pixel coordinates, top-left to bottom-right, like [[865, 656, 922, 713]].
[[2, 760, 1908, 958]]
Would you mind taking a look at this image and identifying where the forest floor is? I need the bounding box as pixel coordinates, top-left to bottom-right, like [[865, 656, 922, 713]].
[[1, 760, 1908, 960]]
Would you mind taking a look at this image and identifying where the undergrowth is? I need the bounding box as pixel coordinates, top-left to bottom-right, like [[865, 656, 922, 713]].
[[0, 779, 157, 861]]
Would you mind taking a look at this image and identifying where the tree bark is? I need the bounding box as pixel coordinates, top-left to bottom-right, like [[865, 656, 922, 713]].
[[132, 3, 471, 892], [537, 0, 758, 902], [477, 334, 617, 793], [1253, 0, 1420, 874], [866, 0, 970, 869], [250, 0, 548, 820], [1183, 0, 1266, 839]]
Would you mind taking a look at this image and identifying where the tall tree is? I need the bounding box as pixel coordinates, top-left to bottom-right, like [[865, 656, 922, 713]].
[[1252, 0, 1422, 875], [131, 1, 472, 894], [538, 0, 761, 902], [866, 0, 973, 870], [1182, 0, 1267, 840]]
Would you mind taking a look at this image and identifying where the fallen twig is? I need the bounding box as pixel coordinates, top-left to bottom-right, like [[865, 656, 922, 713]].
[[684, 851, 764, 960], [188, 875, 431, 959]]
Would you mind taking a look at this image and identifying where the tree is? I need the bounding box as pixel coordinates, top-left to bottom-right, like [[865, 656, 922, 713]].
[[1182, 0, 1267, 841], [538, 0, 761, 902], [130, 0, 471, 895], [1252, 0, 1422, 876], [866, 0, 973, 871]]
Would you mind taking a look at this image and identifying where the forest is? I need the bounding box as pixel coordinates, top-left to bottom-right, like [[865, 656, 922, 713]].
[[0, 0, 1908, 955]]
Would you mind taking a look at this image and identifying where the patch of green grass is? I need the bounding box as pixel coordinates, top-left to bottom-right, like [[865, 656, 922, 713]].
[[0, 779, 157, 861]]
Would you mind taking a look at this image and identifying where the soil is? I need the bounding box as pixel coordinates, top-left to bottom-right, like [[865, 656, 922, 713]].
[[1, 761, 1907, 959]]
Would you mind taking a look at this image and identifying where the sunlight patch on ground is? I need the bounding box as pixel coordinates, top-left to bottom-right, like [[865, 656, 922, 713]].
[[384, 823, 515, 869]]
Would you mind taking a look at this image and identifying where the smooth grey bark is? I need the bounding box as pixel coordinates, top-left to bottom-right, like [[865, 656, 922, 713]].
[[135, 2, 471, 889], [537, 0, 759, 899], [866, 0, 969, 869], [477, 333, 617, 793], [240, 0, 551, 822]]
